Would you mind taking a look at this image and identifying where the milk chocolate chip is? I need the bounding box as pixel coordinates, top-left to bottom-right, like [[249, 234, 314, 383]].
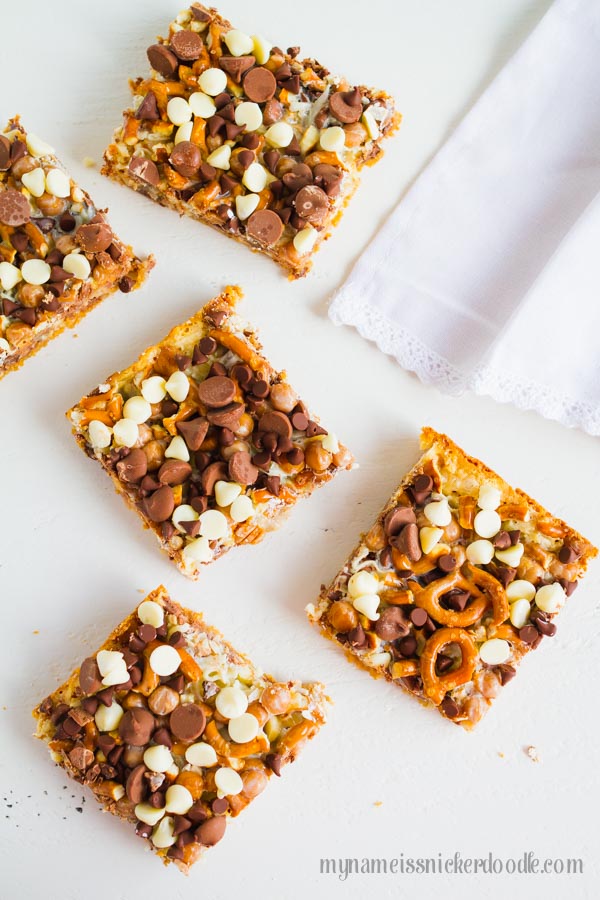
[[243, 67, 277, 102], [147, 43, 179, 76], [329, 88, 363, 124], [129, 156, 160, 187], [246, 209, 283, 246], [0, 189, 31, 226], [169, 703, 206, 741], [143, 485, 175, 522], [197, 375, 236, 408], [76, 222, 113, 253]]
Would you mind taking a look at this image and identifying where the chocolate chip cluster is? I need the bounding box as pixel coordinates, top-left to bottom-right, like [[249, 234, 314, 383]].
[[77, 303, 351, 575], [106, 3, 397, 273], [39, 596, 307, 865]]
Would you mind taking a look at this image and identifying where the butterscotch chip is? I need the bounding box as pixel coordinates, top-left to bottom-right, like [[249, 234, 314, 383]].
[[67, 288, 353, 579], [101, 4, 399, 277], [308, 427, 597, 730], [34, 587, 329, 872]]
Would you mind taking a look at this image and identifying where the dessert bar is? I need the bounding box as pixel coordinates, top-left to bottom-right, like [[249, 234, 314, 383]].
[[0, 117, 152, 378], [34, 586, 327, 872], [67, 286, 353, 578], [307, 428, 597, 728], [102, 3, 399, 277]]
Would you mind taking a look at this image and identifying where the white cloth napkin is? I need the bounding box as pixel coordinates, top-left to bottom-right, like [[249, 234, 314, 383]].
[[329, 0, 600, 435]]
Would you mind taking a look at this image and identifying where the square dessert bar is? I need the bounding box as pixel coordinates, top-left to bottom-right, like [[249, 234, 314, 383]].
[[34, 586, 327, 873], [0, 117, 152, 379], [67, 286, 353, 578], [308, 428, 597, 729], [102, 4, 400, 278]]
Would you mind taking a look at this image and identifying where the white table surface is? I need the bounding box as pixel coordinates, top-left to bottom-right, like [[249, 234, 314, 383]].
[[2, 2, 599, 898]]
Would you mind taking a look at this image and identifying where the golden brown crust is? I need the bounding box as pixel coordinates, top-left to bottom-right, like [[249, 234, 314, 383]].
[[101, 4, 400, 278], [0, 116, 154, 379], [67, 287, 353, 578], [309, 427, 597, 730], [34, 585, 328, 874]]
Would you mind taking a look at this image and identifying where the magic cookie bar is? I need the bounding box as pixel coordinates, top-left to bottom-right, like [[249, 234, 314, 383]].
[[0, 118, 152, 379], [102, 4, 399, 277], [34, 586, 327, 872], [308, 428, 597, 729], [67, 286, 353, 578]]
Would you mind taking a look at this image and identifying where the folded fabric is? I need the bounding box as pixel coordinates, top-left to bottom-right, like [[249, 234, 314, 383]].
[[329, 0, 600, 435]]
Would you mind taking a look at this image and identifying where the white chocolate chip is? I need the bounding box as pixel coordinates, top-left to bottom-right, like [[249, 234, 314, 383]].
[[348, 571, 379, 597], [174, 121, 194, 144], [88, 420, 112, 449], [229, 494, 254, 523], [167, 97, 192, 126], [113, 417, 139, 448], [509, 598, 531, 629], [134, 802, 165, 826], [264, 122, 294, 148], [137, 599, 164, 628], [143, 744, 174, 773], [224, 29, 253, 56], [26, 133, 54, 157], [293, 226, 317, 255], [188, 91, 216, 118], [21, 259, 51, 285], [251, 34, 272, 64], [0, 261, 22, 290], [185, 742, 218, 767], [362, 109, 380, 140], [149, 644, 181, 677], [151, 816, 176, 849], [21, 167, 46, 197], [123, 395, 152, 424], [182, 536, 212, 565], [242, 162, 268, 192], [215, 767, 243, 796], [165, 784, 193, 815], [215, 686, 248, 719], [478, 483, 502, 510], [235, 101, 263, 133], [45, 168, 71, 198], [165, 435, 190, 462], [235, 193, 260, 221], [535, 582, 565, 614], [479, 638, 511, 665], [63, 252, 91, 280], [172, 503, 199, 531], [141, 375, 167, 404], [199, 508, 229, 539], [321, 432, 339, 454], [352, 593, 380, 621], [207, 144, 231, 170], [420, 526, 443, 554], [198, 67, 228, 96], [165, 370, 190, 402], [365, 651, 392, 668], [474, 509, 501, 539], [228, 713, 259, 744], [0, 338, 9, 353], [506, 580, 536, 602], [495, 543, 524, 567], [95, 701, 124, 732], [423, 499, 451, 527], [466, 539, 495, 565], [96, 649, 128, 686], [299, 124, 319, 155], [319, 126, 346, 152], [215, 480, 242, 507]]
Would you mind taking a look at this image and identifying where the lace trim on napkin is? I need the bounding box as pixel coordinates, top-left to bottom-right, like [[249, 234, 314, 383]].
[[329, 291, 600, 436]]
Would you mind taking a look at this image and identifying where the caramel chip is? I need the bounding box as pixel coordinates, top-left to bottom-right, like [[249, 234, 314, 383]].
[[246, 209, 283, 246], [329, 88, 363, 124], [170, 29, 203, 61], [0, 188, 31, 226], [294, 185, 329, 225], [169, 703, 206, 741], [76, 222, 113, 253], [243, 67, 277, 102], [197, 375, 236, 408]]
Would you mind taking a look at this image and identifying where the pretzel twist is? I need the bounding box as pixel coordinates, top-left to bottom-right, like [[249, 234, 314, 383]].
[[420, 627, 478, 705], [414, 571, 488, 627]]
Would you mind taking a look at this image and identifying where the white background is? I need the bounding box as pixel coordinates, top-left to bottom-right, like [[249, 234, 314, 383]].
[[1, 2, 599, 899]]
